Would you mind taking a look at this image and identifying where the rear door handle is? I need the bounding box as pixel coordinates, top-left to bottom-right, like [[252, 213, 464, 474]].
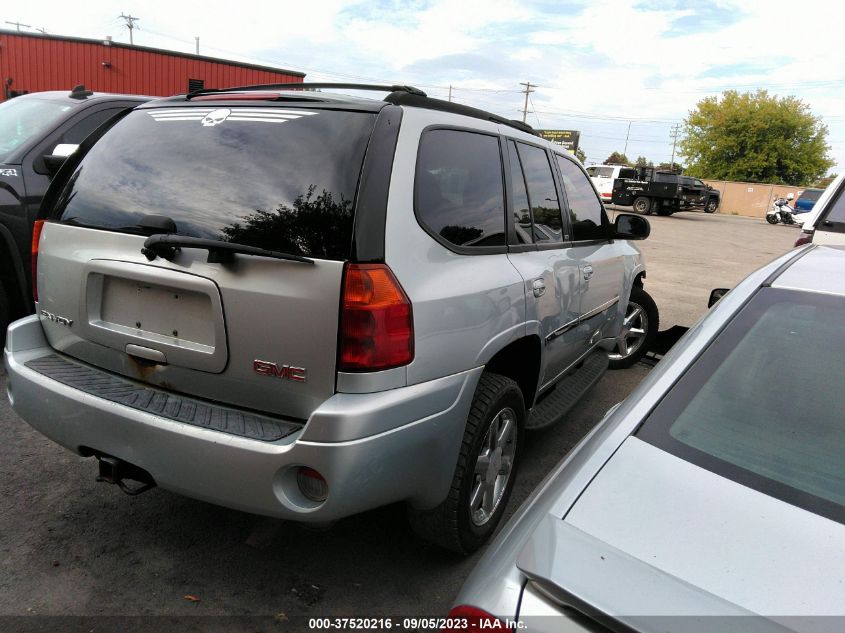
[[532, 278, 546, 298], [583, 265, 594, 280]]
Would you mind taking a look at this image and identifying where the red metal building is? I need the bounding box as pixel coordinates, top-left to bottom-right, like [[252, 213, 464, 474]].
[[0, 30, 305, 100]]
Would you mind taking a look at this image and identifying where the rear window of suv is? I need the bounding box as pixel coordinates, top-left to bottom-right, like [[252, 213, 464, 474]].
[[52, 106, 377, 261]]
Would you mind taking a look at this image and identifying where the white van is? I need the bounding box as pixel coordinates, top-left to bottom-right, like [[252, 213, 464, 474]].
[[794, 172, 845, 246], [586, 164, 638, 204]]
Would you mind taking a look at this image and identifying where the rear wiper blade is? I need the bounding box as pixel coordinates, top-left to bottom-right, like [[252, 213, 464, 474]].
[[141, 234, 314, 265]]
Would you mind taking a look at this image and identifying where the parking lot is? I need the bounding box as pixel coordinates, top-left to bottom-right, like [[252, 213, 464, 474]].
[[0, 212, 798, 627]]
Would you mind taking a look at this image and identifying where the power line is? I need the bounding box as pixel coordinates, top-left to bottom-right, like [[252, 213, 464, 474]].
[[532, 108, 681, 123], [527, 93, 542, 128]]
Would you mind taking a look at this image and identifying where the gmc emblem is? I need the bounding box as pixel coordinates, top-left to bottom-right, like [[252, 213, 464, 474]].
[[253, 359, 307, 383]]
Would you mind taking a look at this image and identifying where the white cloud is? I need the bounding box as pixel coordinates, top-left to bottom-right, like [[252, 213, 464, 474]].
[[7, 0, 845, 169]]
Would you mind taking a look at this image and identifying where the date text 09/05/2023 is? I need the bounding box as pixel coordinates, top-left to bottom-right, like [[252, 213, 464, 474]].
[[307, 617, 527, 630]]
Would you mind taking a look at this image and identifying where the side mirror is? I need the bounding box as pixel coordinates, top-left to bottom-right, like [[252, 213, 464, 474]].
[[614, 213, 650, 240], [708, 288, 729, 308], [43, 143, 79, 178]]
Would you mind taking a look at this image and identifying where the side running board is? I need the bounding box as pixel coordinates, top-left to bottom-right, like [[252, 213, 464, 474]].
[[527, 350, 608, 430]]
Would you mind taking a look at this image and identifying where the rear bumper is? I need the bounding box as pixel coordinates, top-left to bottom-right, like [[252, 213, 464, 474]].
[[5, 315, 481, 521]]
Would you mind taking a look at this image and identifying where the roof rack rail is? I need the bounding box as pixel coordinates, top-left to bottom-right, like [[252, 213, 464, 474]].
[[186, 82, 427, 99], [180, 81, 535, 136], [383, 91, 538, 136]]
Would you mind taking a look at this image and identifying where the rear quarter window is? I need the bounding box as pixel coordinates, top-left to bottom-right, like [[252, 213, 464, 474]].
[[414, 129, 506, 249], [52, 107, 376, 261]]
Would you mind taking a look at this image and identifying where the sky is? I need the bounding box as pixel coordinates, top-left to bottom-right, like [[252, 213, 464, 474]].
[[4, 0, 844, 171]]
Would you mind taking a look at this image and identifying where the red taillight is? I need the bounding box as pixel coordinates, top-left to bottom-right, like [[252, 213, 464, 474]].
[[339, 263, 413, 372], [444, 605, 504, 633], [794, 230, 813, 247], [31, 220, 46, 302]]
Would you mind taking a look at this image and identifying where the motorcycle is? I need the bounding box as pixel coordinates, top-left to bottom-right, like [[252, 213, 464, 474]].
[[766, 194, 801, 225]]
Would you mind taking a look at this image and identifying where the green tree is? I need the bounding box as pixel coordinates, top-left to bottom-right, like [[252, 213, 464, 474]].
[[680, 90, 832, 186], [575, 147, 586, 163], [634, 155, 652, 168], [658, 161, 683, 171], [604, 151, 630, 165]]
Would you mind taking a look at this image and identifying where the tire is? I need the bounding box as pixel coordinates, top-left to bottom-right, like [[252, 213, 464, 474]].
[[633, 196, 652, 215], [608, 285, 659, 370], [407, 372, 525, 554], [766, 214, 779, 225], [705, 197, 718, 213]]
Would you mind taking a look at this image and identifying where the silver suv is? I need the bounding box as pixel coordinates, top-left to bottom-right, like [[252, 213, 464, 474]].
[[5, 83, 655, 553]]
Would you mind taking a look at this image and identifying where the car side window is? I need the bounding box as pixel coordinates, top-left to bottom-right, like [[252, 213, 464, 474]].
[[515, 142, 563, 243], [60, 108, 125, 146], [415, 129, 506, 248], [556, 155, 607, 242], [824, 189, 845, 225], [507, 140, 533, 244]]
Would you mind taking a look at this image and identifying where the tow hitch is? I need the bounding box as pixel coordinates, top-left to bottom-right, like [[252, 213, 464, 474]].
[[95, 455, 157, 496]]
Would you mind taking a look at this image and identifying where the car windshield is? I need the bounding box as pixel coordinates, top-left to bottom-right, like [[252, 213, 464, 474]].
[[0, 96, 75, 163], [638, 288, 845, 524]]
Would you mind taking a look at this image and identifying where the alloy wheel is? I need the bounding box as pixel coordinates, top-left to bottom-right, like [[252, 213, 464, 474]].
[[469, 407, 517, 526], [609, 301, 649, 361]]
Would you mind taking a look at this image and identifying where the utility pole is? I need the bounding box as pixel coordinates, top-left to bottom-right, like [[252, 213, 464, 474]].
[[669, 123, 682, 168], [448, 85, 452, 102], [195, 36, 200, 55], [5, 21, 31, 32], [519, 82, 536, 124], [623, 121, 632, 157], [119, 13, 139, 45]]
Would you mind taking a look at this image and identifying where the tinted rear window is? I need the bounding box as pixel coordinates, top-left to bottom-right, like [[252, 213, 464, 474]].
[[53, 107, 376, 261], [799, 189, 823, 202], [638, 288, 845, 524]]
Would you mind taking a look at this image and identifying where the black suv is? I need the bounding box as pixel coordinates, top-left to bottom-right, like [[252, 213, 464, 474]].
[[0, 86, 150, 334]]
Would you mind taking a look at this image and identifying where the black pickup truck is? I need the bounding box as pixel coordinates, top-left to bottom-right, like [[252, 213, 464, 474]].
[[611, 167, 720, 216], [0, 87, 150, 336]]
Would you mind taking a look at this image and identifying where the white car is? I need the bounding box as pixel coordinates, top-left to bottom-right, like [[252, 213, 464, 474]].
[[795, 172, 844, 246], [586, 164, 637, 204]]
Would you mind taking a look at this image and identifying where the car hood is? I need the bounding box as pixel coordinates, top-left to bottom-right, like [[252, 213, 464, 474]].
[[517, 437, 844, 621]]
